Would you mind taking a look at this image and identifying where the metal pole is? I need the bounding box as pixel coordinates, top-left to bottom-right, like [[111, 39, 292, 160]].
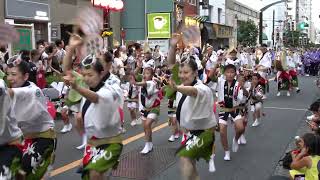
[[259, 11, 263, 45], [272, 10, 275, 47]]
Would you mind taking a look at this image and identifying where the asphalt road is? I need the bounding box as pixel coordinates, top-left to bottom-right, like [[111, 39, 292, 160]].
[[50, 76, 319, 180]]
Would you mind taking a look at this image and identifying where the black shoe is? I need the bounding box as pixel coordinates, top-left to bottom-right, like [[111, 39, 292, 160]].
[[296, 89, 301, 93]]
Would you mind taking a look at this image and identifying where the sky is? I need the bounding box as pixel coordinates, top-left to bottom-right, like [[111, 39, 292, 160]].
[[236, 0, 320, 30]]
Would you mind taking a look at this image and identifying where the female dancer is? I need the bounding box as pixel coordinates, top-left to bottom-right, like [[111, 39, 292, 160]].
[[64, 55, 123, 180], [168, 35, 217, 179], [6, 57, 56, 179]]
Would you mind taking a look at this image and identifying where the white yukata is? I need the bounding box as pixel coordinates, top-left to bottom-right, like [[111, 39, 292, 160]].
[[250, 84, 264, 112], [258, 52, 272, 79], [143, 59, 155, 69], [176, 80, 217, 130], [205, 52, 218, 72], [139, 80, 160, 120], [11, 82, 54, 134], [127, 83, 139, 110], [214, 77, 244, 125], [0, 80, 22, 145], [81, 85, 123, 139]]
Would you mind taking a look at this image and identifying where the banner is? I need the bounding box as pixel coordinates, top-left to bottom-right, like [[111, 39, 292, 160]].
[[147, 13, 171, 39]]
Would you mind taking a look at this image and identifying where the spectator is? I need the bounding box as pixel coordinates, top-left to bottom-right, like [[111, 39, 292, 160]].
[[55, 39, 66, 66], [290, 133, 320, 179]]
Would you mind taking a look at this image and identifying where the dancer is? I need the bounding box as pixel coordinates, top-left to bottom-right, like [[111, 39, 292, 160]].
[[211, 64, 246, 161], [168, 40, 217, 178], [64, 55, 123, 180], [135, 61, 161, 154], [6, 57, 56, 179], [0, 79, 24, 179], [249, 73, 265, 127]]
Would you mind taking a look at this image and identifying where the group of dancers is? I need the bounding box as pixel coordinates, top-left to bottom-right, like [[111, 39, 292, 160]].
[[0, 20, 314, 180]]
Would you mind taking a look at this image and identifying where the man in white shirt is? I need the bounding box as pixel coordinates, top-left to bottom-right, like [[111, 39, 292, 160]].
[[55, 39, 66, 65]]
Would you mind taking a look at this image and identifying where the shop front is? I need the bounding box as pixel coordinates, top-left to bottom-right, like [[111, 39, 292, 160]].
[[213, 24, 233, 49], [5, 0, 50, 53]]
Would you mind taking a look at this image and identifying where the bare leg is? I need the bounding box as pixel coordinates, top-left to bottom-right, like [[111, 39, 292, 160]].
[[180, 157, 198, 180], [219, 123, 228, 151], [129, 109, 137, 122], [234, 119, 245, 141], [61, 108, 69, 125], [89, 170, 104, 180], [143, 118, 154, 142]]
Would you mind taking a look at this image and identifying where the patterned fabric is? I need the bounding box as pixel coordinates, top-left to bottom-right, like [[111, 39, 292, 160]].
[[0, 144, 22, 180], [289, 70, 299, 87], [21, 138, 55, 180], [141, 106, 160, 118], [278, 71, 291, 91], [176, 130, 214, 162], [82, 143, 123, 180]]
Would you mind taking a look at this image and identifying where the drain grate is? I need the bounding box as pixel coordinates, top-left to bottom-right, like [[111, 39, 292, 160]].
[[111, 147, 177, 180]]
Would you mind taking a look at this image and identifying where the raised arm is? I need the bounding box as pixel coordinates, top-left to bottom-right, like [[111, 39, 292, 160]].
[[168, 36, 180, 67], [63, 34, 83, 73]]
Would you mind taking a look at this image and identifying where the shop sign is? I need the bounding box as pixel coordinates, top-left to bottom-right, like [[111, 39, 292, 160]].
[[147, 13, 171, 39]]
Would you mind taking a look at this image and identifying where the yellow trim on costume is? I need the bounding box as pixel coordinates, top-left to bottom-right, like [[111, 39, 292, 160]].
[[88, 135, 123, 147], [24, 129, 56, 139]]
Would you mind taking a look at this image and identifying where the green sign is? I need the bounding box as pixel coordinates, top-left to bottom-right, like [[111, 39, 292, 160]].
[[147, 13, 171, 39], [12, 28, 32, 54]]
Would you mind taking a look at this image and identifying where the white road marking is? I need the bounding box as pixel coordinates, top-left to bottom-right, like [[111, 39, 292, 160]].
[[264, 106, 307, 111]]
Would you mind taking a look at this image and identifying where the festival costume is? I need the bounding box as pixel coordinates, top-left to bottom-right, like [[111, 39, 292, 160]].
[[80, 74, 123, 180], [175, 80, 216, 161], [139, 80, 161, 121], [10, 81, 56, 180], [257, 52, 272, 94], [215, 78, 244, 125], [0, 80, 23, 180]]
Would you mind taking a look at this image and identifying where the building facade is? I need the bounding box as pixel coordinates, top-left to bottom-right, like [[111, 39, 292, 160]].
[[287, 0, 312, 44], [199, 0, 233, 49], [1, 0, 121, 53], [225, 0, 259, 48]]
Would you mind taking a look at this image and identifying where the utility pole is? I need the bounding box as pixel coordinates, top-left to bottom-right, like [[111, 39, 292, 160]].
[[272, 10, 275, 47], [259, 0, 286, 45]]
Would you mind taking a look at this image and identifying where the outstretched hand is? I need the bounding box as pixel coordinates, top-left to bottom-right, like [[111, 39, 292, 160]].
[[63, 71, 77, 89]]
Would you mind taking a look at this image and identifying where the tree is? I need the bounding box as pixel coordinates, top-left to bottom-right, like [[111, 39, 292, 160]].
[[237, 20, 258, 46], [283, 30, 300, 47]]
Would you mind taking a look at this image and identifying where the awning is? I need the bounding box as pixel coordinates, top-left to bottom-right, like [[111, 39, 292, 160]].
[[193, 15, 208, 22], [263, 33, 268, 40]]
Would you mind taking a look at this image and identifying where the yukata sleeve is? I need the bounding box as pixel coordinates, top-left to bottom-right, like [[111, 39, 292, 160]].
[[11, 86, 35, 101], [192, 84, 213, 119], [146, 81, 157, 95]]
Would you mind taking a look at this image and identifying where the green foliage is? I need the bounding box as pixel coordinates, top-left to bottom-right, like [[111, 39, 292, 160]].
[[283, 30, 300, 47], [237, 20, 258, 46], [0, 70, 5, 80], [46, 74, 62, 86], [164, 64, 180, 99]]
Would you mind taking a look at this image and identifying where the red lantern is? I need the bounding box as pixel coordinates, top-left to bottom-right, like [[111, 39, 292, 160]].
[[91, 0, 124, 11]]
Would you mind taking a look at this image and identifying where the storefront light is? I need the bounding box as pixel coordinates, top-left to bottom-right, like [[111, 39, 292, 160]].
[[34, 16, 49, 21], [36, 11, 47, 17]]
